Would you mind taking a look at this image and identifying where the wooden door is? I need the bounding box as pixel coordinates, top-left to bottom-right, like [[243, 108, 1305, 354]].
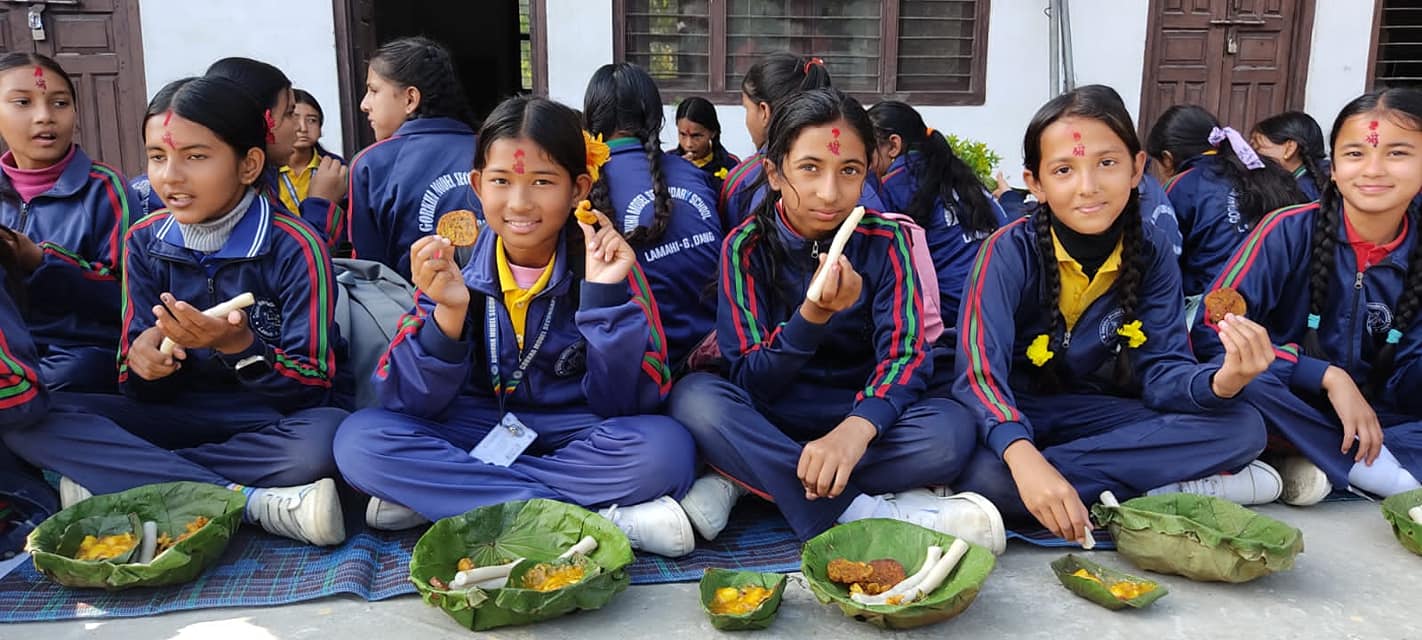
[[334, 0, 378, 156], [0, 1, 146, 175], [1140, 0, 1314, 134], [35, 0, 147, 175]]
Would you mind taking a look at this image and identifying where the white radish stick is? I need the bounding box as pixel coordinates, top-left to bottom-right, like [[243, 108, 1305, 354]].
[[450, 558, 523, 589], [895, 538, 970, 605], [472, 577, 510, 590], [851, 545, 942, 606], [138, 521, 158, 564], [558, 535, 598, 559], [158, 292, 257, 355], [1081, 526, 1096, 550], [804, 206, 866, 303], [1409, 506, 1422, 525]]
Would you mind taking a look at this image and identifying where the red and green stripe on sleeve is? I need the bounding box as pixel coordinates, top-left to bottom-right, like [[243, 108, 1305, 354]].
[[116, 213, 171, 382], [718, 153, 762, 211], [37, 242, 114, 280], [1206, 201, 1319, 361], [271, 214, 335, 387], [375, 297, 427, 380], [627, 262, 672, 397], [856, 216, 927, 401], [0, 331, 39, 409], [89, 162, 132, 274], [1162, 167, 1196, 194], [959, 217, 1029, 424], [720, 218, 784, 355]]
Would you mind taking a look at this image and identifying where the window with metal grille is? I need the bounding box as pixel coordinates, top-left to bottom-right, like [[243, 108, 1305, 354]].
[[1375, 1, 1422, 88], [521, 0, 535, 92], [614, 0, 990, 105]]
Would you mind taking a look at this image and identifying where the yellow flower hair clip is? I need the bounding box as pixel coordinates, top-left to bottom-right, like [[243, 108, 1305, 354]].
[[584, 131, 611, 182], [1027, 333, 1055, 367], [1117, 320, 1147, 349]]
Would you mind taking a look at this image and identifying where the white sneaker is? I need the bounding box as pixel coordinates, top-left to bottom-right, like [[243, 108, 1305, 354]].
[[365, 497, 429, 531], [246, 478, 346, 546], [599, 496, 695, 558], [1279, 456, 1332, 506], [884, 489, 1006, 555], [1149, 460, 1283, 505], [679, 474, 746, 541], [59, 476, 93, 509]]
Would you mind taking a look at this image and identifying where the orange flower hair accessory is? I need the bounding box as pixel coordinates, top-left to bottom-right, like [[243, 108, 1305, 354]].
[[584, 131, 611, 182]]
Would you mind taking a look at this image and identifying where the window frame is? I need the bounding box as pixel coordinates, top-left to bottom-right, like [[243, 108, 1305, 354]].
[[611, 0, 990, 106]]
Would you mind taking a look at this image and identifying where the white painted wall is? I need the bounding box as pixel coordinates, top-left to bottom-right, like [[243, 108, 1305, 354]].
[[1070, 0, 1150, 124], [1304, 0, 1377, 131], [545, 0, 616, 109], [137, 0, 345, 153]]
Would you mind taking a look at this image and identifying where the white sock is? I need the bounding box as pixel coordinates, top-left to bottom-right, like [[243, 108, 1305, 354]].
[[836, 494, 883, 523], [1348, 446, 1422, 496], [243, 487, 272, 523]]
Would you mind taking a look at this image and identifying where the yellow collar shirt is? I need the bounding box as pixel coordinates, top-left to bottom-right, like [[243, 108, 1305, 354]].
[[495, 237, 556, 347], [277, 152, 323, 213], [1051, 229, 1124, 331]]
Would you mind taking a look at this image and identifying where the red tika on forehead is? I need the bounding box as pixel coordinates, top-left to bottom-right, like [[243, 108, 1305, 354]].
[[827, 127, 842, 156], [162, 131, 176, 149], [1367, 119, 1380, 147], [32, 66, 45, 91], [513, 148, 526, 174], [1071, 130, 1085, 157], [163, 110, 173, 127]]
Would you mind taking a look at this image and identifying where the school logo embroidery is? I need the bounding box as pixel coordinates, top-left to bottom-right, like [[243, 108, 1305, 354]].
[[248, 297, 284, 342], [1098, 308, 1125, 346], [1367, 302, 1394, 335], [554, 340, 587, 377]]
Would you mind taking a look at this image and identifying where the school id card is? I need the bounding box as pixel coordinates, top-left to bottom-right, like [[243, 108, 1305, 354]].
[[470, 413, 538, 467]]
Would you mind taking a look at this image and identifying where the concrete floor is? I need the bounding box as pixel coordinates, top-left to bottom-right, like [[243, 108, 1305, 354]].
[[3, 501, 1416, 639]]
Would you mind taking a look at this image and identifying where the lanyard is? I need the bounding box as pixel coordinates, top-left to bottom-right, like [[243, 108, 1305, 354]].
[[280, 171, 301, 208], [485, 294, 557, 416]]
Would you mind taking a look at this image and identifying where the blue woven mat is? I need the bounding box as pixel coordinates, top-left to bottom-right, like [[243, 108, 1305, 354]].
[[0, 500, 801, 623]]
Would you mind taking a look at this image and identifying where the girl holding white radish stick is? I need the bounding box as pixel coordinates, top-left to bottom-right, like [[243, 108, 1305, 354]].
[[3, 76, 350, 547], [670, 88, 1005, 554]]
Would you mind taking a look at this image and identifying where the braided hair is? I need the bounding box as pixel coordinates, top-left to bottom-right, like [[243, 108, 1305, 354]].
[[1305, 88, 1422, 398], [1146, 105, 1305, 223], [745, 88, 876, 311], [1253, 110, 1330, 197], [370, 37, 478, 128], [583, 62, 671, 246], [867, 100, 999, 236], [1022, 85, 1149, 391]]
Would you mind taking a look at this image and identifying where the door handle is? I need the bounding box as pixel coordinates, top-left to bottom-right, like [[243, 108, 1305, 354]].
[[1209, 18, 1267, 26]]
